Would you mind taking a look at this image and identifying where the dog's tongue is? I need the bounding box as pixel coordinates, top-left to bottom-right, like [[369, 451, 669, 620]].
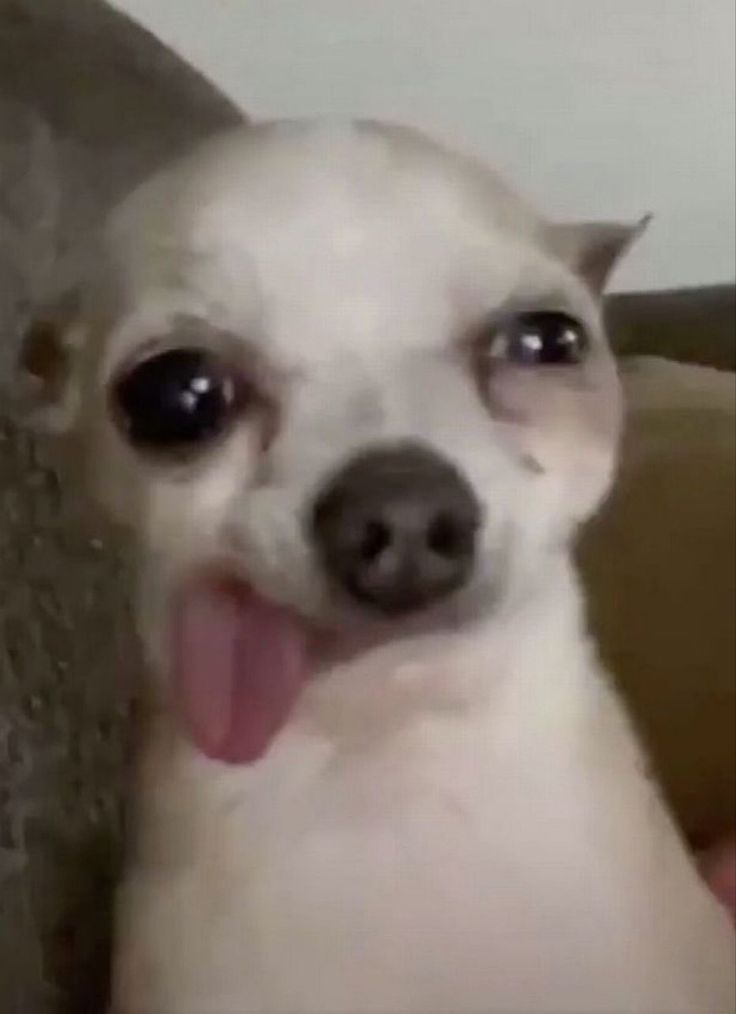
[[173, 577, 310, 764]]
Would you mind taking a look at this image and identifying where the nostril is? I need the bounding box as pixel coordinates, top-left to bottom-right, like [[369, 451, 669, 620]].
[[310, 442, 480, 615], [426, 513, 464, 559], [359, 520, 392, 562]]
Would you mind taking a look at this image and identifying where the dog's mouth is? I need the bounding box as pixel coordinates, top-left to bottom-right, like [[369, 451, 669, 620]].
[[172, 572, 315, 764], [170, 563, 489, 764]]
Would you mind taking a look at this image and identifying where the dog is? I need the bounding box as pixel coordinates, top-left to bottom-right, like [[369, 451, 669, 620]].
[[22, 121, 735, 1013]]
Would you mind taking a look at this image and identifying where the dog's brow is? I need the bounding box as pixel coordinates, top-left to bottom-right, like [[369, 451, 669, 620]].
[[170, 314, 239, 345], [124, 315, 249, 358], [500, 290, 581, 317]]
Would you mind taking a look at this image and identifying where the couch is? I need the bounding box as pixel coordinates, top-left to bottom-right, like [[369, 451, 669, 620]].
[[1, 2, 733, 1010]]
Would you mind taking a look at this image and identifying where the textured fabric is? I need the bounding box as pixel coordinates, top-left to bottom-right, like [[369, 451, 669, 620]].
[[0, 2, 242, 1009], [0, 420, 133, 1012]]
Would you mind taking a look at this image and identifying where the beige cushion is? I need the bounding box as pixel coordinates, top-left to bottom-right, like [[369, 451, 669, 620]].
[[580, 356, 736, 841]]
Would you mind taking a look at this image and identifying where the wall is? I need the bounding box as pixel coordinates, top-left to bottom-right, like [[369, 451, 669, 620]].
[[112, 0, 735, 293]]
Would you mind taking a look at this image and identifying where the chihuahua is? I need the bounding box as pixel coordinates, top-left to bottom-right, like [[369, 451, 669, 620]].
[[23, 121, 735, 1013]]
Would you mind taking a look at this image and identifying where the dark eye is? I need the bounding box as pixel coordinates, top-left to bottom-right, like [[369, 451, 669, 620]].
[[112, 348, 246, 454], [486, 311, 589, 366]]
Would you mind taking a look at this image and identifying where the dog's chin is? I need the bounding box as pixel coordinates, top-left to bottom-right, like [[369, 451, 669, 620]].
[[167, 565, 493, 766]]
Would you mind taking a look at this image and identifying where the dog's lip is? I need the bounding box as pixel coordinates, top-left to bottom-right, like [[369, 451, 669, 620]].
[[170, 556, 488, 675], [172, 564, 395, 669], [174, 564, 303, 625], [174, 560, 332, 654]]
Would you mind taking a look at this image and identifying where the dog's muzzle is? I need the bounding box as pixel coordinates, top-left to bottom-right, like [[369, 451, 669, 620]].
[[309, 442, 480, 616]]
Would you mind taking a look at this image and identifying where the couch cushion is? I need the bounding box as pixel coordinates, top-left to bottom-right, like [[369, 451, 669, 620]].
[[580, 356, 736, 841], [0, 3, 243, 1011], [606, 285, 735, 372]]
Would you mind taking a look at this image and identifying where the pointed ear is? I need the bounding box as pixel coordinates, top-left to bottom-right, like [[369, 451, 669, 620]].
[[19, 288, 84, 432], [545, 215, 651, 295]]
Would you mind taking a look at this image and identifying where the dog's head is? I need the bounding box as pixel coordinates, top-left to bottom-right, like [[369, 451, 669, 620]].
[[22, 122, 643, 762]]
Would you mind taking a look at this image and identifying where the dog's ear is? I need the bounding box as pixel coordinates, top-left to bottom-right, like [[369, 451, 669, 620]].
[[546, 215, 651, 295], [19, 288, 85, 432]]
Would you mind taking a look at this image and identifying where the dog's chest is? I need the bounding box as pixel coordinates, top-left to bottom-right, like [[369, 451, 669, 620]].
[[122, 673, 620, 1013]]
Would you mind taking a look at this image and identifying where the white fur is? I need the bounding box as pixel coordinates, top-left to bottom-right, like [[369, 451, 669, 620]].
[[116, 570, 734, 1013], [41, 122, 734, 1012]]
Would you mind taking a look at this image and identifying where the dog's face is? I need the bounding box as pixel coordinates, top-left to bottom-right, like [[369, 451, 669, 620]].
[[24, 122, 640, 762]]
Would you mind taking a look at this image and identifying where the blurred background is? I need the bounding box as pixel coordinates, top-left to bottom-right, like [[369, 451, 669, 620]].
[[112, 0, 736, 293]]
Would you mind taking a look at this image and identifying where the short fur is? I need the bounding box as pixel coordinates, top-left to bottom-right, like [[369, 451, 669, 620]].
[[28, 122, 735, 1013]]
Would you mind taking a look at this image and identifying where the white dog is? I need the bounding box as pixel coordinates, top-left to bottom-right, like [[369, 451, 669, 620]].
[[24, 122, 735, 1013]]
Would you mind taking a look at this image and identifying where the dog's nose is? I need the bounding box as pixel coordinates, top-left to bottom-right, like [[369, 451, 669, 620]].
[[310, 443, 480, 615]]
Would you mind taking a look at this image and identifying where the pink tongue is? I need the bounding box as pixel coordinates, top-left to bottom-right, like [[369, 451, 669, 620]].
[[173, 576, 310, 764]]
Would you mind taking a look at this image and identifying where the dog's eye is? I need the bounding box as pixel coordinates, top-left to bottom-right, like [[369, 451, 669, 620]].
[[484, 311, 589, 366], [112, 348, 246, 453]]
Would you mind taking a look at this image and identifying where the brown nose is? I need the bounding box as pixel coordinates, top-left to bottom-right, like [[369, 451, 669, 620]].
[[309, 443, 480, 616]]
